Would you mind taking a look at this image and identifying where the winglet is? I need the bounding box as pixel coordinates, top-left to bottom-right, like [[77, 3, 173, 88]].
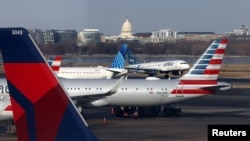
[[0, 28, 98, 141], [107, 76, 125, 95]]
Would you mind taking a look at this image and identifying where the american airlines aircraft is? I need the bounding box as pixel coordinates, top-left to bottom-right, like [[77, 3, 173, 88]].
[[125, 50, 190, 77], [0, 28, 231, 120], [48, 44, 128, 79], [0, 28, 98, 141]]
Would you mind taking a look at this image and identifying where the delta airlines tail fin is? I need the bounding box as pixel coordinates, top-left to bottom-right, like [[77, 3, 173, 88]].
[[0, 28, 98, 141], [109, 44, 128, 68], [179, 38, 228, 86]]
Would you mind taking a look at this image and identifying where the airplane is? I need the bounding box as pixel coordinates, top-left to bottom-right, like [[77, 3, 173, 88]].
[[125, 50, 190, 78], [47, 44, 128, 79], [0, 27, 231, 120], [0, 28, 98, 140]]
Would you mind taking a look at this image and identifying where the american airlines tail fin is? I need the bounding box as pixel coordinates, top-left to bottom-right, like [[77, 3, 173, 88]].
[[109, 44, 128, 68], [0, 28, 98, 141], [180, 38, 228, 84], [48, 55, 62, 73]]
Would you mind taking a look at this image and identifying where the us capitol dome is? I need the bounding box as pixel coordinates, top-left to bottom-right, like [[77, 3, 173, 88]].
[[119, 17, 134, 39]]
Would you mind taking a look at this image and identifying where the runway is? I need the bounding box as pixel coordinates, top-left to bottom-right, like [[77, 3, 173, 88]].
[[0, 79, 249, 141]]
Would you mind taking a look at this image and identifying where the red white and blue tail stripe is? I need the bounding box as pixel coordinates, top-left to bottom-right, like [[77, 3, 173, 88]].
[[170, 38, 228, 96], [181, 38, 227, 82], [0, 28, 98, 141], [48, 55, 62, 73]]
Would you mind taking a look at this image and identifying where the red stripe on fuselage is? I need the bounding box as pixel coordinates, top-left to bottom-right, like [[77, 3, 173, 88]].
[[179, 80, 217, 85], [171, 89, 215, 94]]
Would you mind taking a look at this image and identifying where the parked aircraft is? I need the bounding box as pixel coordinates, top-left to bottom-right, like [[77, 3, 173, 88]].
[[48, 44, 128, 79], [125, 50, 190, 77], [0, 28, 98, 140], [0, 27, 231, 120]]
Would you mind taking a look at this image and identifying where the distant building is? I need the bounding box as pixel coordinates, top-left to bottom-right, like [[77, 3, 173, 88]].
[[134, 32, 152, 44], [177, 32, 220, 41], [56, 30, 77, 43], [29, 29, 44, 45], [151, 29, 177, 43], [77, 29, 102, 46], [226, 25, 250, 36], [43, 30, 58, 44], [43, 29, 77, 45]]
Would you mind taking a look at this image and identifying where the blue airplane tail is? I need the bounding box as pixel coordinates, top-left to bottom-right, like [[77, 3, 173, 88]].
[[127, 50, 138, 65], [109, 44, 128, 68], [0, 28, 98, 141]]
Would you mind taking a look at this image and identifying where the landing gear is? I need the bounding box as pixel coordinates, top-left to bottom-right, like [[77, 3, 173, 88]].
[[112, 105, 181, 118], [164, 74, 170, 79], [148, 69, 158, 76], [162, 105, 181, 117], [6, 121, 16, 134], [76, 102, 85, 117], [113, 106, 139, 118]]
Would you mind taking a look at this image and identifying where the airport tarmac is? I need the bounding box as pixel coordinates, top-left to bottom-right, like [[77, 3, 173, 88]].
[[0, 79, 249, 141]]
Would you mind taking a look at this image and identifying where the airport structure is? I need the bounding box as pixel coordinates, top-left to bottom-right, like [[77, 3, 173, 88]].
[[77, 29, 102, 46], [151, 29, 177, 43], [225, 24, 250, 36], [30, 29, 78, 45]]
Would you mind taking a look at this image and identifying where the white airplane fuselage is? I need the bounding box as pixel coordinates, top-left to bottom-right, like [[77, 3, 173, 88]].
[[0, 78, 208, 107], [56, 66, 114, 79], [125, 60, 190, 74]]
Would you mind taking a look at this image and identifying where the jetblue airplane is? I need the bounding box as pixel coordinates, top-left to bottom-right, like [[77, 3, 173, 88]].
[[48, 44, 128, 79], [126, 50, 190, 77], [0, 28, 98, 140], [0, 28, 231, 120]]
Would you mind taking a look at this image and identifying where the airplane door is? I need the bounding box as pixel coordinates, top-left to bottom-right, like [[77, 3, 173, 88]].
[[175, 82, 183, 97]]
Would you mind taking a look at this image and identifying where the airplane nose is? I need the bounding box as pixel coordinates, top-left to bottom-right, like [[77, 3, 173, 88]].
[[184, 64, 190, 69]]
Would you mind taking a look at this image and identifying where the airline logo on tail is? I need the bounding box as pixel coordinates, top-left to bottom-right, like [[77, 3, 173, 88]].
[[48, 56, 62, 73], [109, 44, 127, 68], [171, 38, 228, 95], [0, 28, 98, 141]]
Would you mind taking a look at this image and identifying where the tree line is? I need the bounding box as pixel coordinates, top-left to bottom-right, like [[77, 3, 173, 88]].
[[39, 38, 250, 56]]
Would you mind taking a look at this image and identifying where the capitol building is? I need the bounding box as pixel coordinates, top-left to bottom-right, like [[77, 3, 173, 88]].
[[119, 17, 134, 39], [101, 17, 140, 43]]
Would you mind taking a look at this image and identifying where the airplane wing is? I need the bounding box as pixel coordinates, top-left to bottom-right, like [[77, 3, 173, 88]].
[[106, 68, 128, 77], [71, 76, 124, 101], [200, 82, 232, 91]]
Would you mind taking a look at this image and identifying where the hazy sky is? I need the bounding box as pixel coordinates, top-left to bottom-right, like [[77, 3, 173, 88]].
[[1, 0, 250, 35]]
